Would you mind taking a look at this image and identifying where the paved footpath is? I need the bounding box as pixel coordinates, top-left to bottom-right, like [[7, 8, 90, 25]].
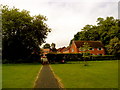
[[34, 65, 61, 88]]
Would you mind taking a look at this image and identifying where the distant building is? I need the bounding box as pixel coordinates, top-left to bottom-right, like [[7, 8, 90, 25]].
[[57, 47, 66, 53], [42, 41, 105, 56], [42, 49, 50, 57], [69, 41, 105, 55], [62, 46, 70, 53]]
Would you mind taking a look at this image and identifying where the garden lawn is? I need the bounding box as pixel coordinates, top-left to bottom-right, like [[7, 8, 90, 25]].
[[2, 63, 41, 88], [0, 64, 2, 89], [51, 60, 118, 88]]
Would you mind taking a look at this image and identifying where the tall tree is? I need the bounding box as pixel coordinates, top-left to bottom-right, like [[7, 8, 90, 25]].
[[70, 16, 120, 55], [2, 5, 51, 63], [50, 43, 57, 52], [106, 37, 120, 56], [51, 43, 56, 49]]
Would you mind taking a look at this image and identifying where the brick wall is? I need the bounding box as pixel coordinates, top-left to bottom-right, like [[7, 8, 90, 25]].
[[78, 48, 105, 55], [69, 41, 78, 53]]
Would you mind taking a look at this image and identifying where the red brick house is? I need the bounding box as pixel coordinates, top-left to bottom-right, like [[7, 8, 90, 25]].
[[62, 46, 70, 53], [69, 41, 105, 55], [57, 47, 66, 53]]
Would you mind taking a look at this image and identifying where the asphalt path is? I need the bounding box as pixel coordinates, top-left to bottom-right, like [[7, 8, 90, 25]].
[[34, 65, 61, 88]]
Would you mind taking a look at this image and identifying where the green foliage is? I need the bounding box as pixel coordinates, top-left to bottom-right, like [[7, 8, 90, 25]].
[[51, 43, 56, 48], [2, 5, 51, 63], [71, 16, 120, 55], [91, 55, 118, 60], [50, 43, 57, 52], [79, 42, 91, 66], [43, 43, 51, 49], [106, 37, 120, 56], [79, 42, 91, 56]]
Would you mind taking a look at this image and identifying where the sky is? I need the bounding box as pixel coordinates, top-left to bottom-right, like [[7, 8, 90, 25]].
[[1, 0, 119, 48]]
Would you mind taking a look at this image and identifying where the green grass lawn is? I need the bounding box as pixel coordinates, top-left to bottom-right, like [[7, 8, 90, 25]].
[[2, 63, 41, 88], [51, 60, 118, 88], [0, 64, 2, 89]]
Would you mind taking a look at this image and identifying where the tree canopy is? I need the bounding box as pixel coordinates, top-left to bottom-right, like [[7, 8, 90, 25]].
[[70, 16, 120, 56], [2, 5, 51, 63], [43, 43, 51, 49]]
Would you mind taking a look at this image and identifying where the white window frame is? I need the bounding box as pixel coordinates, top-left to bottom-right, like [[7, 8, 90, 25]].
[[97, 48, 103, 50], [71, 48, 74, 52], [89, 48, 94, 50]]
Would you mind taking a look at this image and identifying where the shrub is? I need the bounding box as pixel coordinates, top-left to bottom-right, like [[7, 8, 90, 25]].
[[90, 55, 118, 61]]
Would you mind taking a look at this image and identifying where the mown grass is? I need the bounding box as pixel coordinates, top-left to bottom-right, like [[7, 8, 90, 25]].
[[51, 60, 118, 88], [0, 64, 2, 89], [2, 63, 41, 88]]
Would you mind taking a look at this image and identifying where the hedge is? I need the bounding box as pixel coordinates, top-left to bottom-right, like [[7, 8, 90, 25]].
[[46, 53, 119, 63], [46, 53, 83, 63], [90, 55, 118, 61]]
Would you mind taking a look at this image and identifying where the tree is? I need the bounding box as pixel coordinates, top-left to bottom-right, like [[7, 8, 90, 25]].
[[51, 43, 56, 49], [106, 37, 120, 57], [96, 17, 119, 45], [79, 42, 91, 66], [2, 5, 51, 63], [43, 43, 51, 49], [70, 16, 120, 56], [50, 43, 57, 52]]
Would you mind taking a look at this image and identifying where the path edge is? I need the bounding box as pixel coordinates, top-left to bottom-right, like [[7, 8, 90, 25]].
[[33, 65, 43, 88], [49, 65, 64, 88]]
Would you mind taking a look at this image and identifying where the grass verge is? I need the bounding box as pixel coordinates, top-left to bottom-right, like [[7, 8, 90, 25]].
[[2, 63, 41, 88], [51, 60, 118, 88]]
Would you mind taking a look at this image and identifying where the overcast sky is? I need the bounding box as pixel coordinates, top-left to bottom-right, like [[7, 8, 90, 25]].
[[1, 0, 119, 48]]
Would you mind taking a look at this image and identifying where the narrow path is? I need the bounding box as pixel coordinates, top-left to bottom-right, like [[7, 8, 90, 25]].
[[34, 65, 61, 88]]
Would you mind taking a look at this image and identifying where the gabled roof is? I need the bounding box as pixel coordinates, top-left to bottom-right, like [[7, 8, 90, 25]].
[[74, 41, 104, 48], [63, 46, 70, 52], [57, 48, 62, 52], [57, 47, 66, 52], [60, 47, 67, 52]]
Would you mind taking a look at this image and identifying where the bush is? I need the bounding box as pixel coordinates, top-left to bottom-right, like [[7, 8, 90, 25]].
[[2, 59, 9, 64], [46, 53, 118, 64], [2, 53, 41, 64], [90, 55, 118, 61]]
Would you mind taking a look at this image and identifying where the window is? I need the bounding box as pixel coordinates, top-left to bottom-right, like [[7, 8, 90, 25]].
[[98, 54, 102, 56], [89, 48, 92, 50], [97, 48, 102, 50], [71, 48, 74, 52], [89, 48, 94, 50]]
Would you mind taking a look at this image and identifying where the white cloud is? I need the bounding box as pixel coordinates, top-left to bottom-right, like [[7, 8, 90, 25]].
[[1, 0, 119, 48]]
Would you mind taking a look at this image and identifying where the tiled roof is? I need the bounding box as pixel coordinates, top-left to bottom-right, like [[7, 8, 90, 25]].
[[57, 48, 62, 52], [63, 46, 70, 52], [60, 47, 67, 52], [57, 47, 66, 52], [74, 41, 104, 48]]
